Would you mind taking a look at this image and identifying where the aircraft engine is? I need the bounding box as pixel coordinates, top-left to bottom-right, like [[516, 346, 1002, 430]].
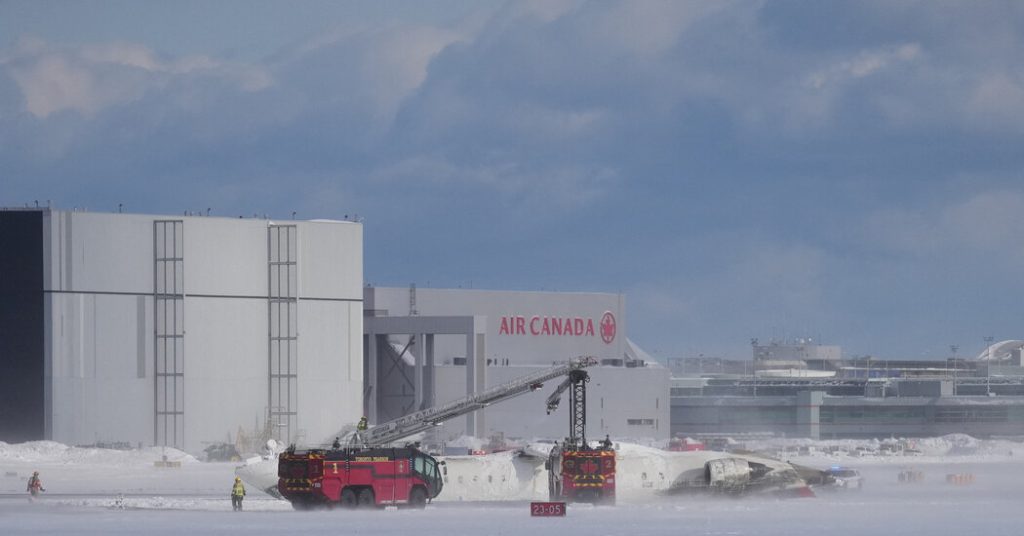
[[704, 458, 753, 490]]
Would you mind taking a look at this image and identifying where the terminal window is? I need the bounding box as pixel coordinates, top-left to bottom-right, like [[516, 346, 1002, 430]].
[[627, 418, 655, 425], [935, 407, 1007, 423]]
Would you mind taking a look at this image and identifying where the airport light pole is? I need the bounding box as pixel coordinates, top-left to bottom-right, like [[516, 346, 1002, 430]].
[[985, 336, 994, 396], [950, 345, 959, 395]]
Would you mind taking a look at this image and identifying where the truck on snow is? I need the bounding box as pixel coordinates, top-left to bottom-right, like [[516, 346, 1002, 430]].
[[278, 446, 443, 509], [274, 357, 597, 510]]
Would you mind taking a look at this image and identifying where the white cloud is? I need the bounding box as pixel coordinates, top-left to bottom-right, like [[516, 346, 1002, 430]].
[[804, 45, 922, 91], [10, 54, 104, 117], [275, 23, 467, 133], [3, 39, 271, 118]]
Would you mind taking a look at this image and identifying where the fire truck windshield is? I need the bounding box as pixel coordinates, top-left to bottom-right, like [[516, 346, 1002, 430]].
[[412, 453, 443, 498]]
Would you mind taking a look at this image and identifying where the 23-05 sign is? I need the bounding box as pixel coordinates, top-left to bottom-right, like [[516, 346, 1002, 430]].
[[530, 502, 566, 517]]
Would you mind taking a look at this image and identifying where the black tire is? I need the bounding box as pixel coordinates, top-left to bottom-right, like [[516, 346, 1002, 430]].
[[340, 488, 358, 509], [292, 498, 323, 511], [408, 486, 427, 509], [575, 489, 599, 504], [357, 488, 375, 508]]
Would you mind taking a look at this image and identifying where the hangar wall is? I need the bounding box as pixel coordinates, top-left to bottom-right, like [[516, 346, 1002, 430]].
[[0, 209, 363, 453], [364, 287, 669, 441], [364, 287, 627, 365]]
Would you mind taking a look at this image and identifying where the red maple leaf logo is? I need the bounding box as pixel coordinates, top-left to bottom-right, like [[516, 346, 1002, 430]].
[[600, 312, 616, 344]]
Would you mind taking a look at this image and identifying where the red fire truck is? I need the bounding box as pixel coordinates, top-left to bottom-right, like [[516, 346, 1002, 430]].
[[545, 369, 616, 505], [278, 446, 443, 509], [547, 445, 616, 504], [273, 358, 598, 510]]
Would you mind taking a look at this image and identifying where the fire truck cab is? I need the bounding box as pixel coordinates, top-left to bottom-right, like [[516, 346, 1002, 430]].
[[547, 443, 616, 504], [278, 446, 443, 509]]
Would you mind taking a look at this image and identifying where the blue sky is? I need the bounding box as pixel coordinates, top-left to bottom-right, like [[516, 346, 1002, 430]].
[[2, 1, 1023, 360]]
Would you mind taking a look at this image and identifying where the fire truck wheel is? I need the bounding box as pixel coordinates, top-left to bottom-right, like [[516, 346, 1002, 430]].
[[340, 488, 358, 509], [357, 488, 375, 508], [291, 499, 315, 511], [408, 486, 427, 509], [576, 489, 599, 503]]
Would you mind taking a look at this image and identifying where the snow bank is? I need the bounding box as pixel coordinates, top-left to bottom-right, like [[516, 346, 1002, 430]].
[[0, 441, 198, 466], [742, 433, 1023, 463], [50, 496, 292, 512], [0, 441, 234, 498]]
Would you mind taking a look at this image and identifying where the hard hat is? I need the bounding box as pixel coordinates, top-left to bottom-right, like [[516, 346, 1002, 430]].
[[235, 476, 241, 481]]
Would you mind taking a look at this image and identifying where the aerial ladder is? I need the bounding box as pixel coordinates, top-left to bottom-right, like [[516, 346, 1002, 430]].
[[342, 356, 598, 448], [275, 356, 598, 510], [545, 367, 616, 504]]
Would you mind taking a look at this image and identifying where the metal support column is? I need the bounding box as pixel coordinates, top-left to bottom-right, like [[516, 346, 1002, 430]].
[[268, 224, 298, 445], [154, 220, 184, 449], [465, 333, 475, 436], [415, 332, 425, 411]]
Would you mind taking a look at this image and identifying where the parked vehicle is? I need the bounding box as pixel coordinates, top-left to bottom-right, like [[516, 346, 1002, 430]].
[[825, 467, 864, 490]]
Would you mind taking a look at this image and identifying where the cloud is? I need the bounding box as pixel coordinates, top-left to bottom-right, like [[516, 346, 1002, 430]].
[[805, 43, 921, 90], [863, 189, 1024, 265], [278, 22, 466, 131], [965, 72, 1024, 132], [2, 2, 1024, 359], [2, 38, 270, 118]]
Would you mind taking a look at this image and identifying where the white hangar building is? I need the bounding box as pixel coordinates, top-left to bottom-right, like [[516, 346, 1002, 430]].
[[0, 207, 667, 454], [363, 287, 670, 443], [0, 208, 363, 453]]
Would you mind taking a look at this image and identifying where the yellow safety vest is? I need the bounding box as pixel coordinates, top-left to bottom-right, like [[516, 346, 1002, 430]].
[[232, 482, 245, 497]]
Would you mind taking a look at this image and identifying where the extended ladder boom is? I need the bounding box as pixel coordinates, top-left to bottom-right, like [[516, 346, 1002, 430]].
[[353, 356, 597, 447], [545, 369, 591, 447]]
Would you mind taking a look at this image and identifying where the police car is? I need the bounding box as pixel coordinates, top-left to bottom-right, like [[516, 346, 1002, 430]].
[[826, 467, 864, 490]]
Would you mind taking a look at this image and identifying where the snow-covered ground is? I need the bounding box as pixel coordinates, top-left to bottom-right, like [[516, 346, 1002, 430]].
[[4, 437, 1024, 535]]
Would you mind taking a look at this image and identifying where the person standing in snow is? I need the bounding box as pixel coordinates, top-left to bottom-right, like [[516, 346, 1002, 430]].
[[27, 471, 45, 500], [231, 476, 246, 511]]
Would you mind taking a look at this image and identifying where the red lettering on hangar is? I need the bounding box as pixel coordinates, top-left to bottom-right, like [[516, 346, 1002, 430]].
[[498, 315, 597, 337]]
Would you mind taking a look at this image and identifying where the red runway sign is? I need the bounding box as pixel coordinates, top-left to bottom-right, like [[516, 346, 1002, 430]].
[[530, 501, 566, 517]]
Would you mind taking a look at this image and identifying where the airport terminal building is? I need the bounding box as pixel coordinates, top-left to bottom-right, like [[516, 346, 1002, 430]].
[[669, 341, 1024, 440]]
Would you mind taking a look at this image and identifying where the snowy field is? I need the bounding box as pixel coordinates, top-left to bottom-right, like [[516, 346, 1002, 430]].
[[4, 438, 1024, 535]]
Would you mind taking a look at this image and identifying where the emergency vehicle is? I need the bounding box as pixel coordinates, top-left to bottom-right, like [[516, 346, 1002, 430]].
[[278, 446, 442, 509]]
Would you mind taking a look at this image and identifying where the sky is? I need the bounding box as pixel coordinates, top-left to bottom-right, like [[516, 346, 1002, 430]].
[[1, 0, 1023, 361]]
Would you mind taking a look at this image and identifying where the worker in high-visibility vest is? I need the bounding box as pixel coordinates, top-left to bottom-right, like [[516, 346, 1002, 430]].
[[357, 416, 368, 431], [27, 471, 45, 500], [231, 477, 246, 511]]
